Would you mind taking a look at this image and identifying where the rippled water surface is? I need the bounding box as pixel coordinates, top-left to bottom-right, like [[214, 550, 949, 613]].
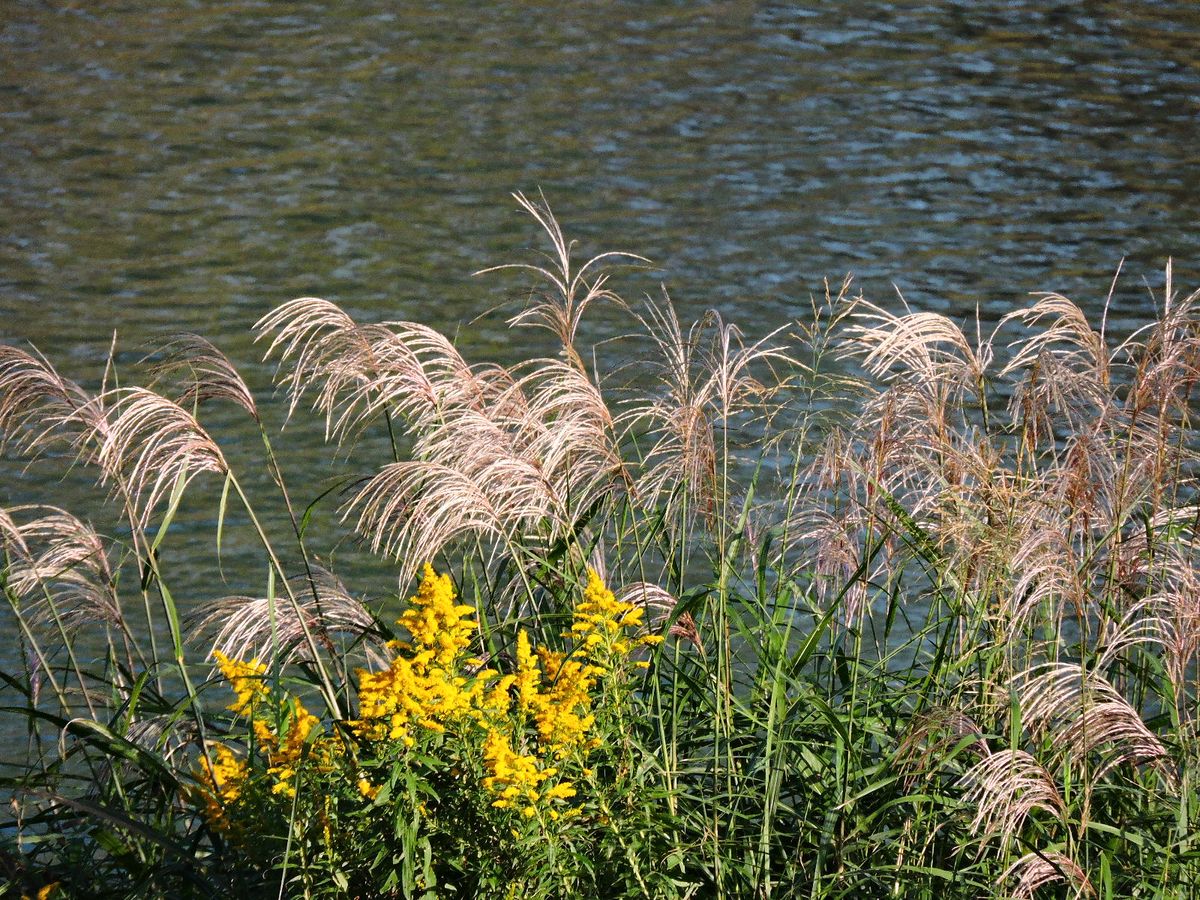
[[2, 1, 1200, 677]]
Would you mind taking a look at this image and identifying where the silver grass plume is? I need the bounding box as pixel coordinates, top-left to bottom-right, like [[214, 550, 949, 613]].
[[626, 296, 790, 528], [1013, 663, 1169, 783], [1098, 592, 1199, 716], [1101, 530, 1200, 713], [479, 190, 647, 370], [958, 749, 1066, 852], [89, 387, 228, 527], [349, 460, 553, 585], [256, 300, 491, 443], [0, 344, 107, 459], [94, 714, 202, 794], [1126, 267, 1200, 422], [348, 321, 490, 433], [147, 333, 259, 422], [191, 568, 384, 669], [342, 354, 621, 584], [3, 508, 125, 638], [0, 505, 28, 555], [1000, 294, 1112, 432], [839, 302, 995, 533], [1002, 850, 1095, 899], [253, 297, 358, 425], [843, 298, 991, 395], [789, 506, 870, 623], [1005, 525, 1086, 640]]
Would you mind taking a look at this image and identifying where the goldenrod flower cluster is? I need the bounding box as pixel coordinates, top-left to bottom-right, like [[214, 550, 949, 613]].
[[477, 626, 593, 817], [479, 568, 660, 818], [396, 564, 477, 668], [213, 651, 269, 716], [254, 696, 320, 798], [481, 728, 558, 817], [352, 563, 491, 746], [19, 882, 59, 900], [569, 569, 663, 664], [196, 743, 248, 833], [197, 652, 327, 826], [196, 565, 660, 832]]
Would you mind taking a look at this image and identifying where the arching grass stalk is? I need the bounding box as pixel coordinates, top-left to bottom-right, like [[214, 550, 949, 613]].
[[225, 470, 342, 719], [256, 425, 352, 690]]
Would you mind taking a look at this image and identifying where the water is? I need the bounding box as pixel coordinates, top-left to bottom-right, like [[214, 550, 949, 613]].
[[2, 2, 1200, 707]]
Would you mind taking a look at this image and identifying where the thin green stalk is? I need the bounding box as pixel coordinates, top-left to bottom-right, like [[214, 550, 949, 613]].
[[228, 472, 342, 719]]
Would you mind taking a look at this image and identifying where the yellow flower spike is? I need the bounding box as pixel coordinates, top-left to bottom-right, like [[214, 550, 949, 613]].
[[396, 564, 476, 670], [513, 630, 540, 710], [252, 719, 275, 748], [271, 778, 296, 798], [543, 782, 577, 802], [213, 651, 269, 716], [352, 565, 488, 746], [195, 743, 249, 834], [340, 564, 644, 828], [482, 728, 556, 809], [567, 569, 664, 669]]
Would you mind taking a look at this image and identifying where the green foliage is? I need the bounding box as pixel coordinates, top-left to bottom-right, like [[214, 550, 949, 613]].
[[188, 567, 673, 898]]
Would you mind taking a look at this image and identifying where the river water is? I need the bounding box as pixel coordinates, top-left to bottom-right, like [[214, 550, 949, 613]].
[[2, 2, 1199, 695]]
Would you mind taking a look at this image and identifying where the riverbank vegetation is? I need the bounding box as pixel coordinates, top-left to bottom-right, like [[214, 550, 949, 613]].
[[2, 196, 1198, 897]]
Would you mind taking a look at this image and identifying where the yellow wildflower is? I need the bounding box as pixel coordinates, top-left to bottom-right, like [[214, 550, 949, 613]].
[[212, 651, 269, 716], [271, 697, 318, 767], [513, 630, 540, 711], [397, 563, 477, 669], [568, 569, 663, 660], [271, 769, 296, 797], [482, 729, 554, 808], [211, 650, 326, 801], [529, 648, 598, 757], [195, 743, 248, 832], [202, 744, 247, 802], [357, 777, 379, 800], [352, 565, 486, 744]]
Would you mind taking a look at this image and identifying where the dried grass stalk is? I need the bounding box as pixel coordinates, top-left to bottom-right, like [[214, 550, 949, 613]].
[[0, 344, 106, 459], [1014, 663, 1169, 782], [192, 569, 383, 669], [3, 508, 124, 638], [147, 333, 259, 421], [89, 388, 228, 527], [1003, 850, 1095, 899], [959, 749, 1066, 851]]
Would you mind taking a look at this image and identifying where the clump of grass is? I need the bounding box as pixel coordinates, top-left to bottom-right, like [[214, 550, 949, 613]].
[[1, 195, 1197, 898]]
